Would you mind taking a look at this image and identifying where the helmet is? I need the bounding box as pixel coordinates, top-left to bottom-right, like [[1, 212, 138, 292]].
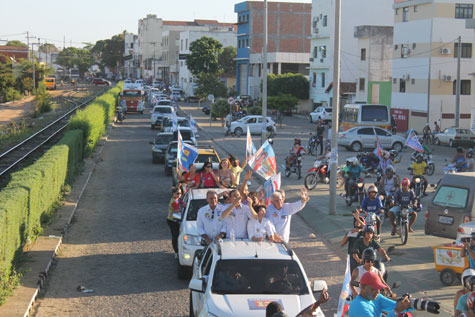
[[368, 185, 378, 193], [386, 166, 394, 173], [362, 248, 377, 262], [467, 292, 475, 312], [389, 150, 397, 157], [402, 178, 411, 187], [294, 138, 301, 144], [350, 157, 359, 164], [457, 147, 465, 154], [468, 149, 474, 158], [416, 153, 423, 159], [364, 225, 375, 234], [462, 269, 475, 287]]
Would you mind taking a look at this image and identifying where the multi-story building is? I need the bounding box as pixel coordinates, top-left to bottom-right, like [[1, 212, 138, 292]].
[[124, 32, 139, 79], [354, 26, 394, 105], [309, 0, 394, 108], [178, 29, 237, 97], [234, 1, 312, 99], [391, 0, 475, 132], [138, 14, 164, 80]]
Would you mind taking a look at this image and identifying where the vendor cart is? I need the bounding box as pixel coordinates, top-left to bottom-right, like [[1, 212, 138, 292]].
[[433, 243, 469, 286]]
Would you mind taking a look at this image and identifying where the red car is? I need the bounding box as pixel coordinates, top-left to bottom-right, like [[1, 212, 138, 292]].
[[92, 78, 110, 86]]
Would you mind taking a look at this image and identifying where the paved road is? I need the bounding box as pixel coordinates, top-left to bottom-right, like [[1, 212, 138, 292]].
[[32, 110, 345, 316]]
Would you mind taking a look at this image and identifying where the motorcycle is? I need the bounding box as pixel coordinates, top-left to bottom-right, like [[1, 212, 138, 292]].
[[378, 190, 395, 225], [345, 178, 366, 206], [117, 110, 125, 123], [357, 152, 380, 177], [306, 133, 319, 156], [304, 160, 329, 190], [363, 211, 382, 237], [410, 151, 435, 176], [284, 154, 303, 179], [412, 175, 424, 199], [396, 207, 410, 245]]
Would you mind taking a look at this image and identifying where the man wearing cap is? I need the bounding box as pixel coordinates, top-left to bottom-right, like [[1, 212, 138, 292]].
[[348, 271, 412, 316], [461, 232, 475, 270]]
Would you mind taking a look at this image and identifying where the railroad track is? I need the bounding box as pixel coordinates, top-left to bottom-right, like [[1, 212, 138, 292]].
[[0, 89, 105, 179]]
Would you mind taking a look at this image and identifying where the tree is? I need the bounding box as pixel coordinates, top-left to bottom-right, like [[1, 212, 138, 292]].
[[267, 73, 309, 99], [186, 37, 223, 76], [211, 98, 230, 120], [218, 46, 237, 74], [38, 43, 58, 54], [6, 40, 27, 48], [56, 47, 94, 77], [267, 93, 299, 114], [0, 60, 19, 102], [91, 33, 125, 73], [194, 72, 227, 100]]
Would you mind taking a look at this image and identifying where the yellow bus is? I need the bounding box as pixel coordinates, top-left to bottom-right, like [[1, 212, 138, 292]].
[[44, 77, 56, 90], [340, 103, 390, 131]]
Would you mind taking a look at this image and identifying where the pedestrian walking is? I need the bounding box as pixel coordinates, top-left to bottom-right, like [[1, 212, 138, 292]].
[[167, 187, 183, 258]]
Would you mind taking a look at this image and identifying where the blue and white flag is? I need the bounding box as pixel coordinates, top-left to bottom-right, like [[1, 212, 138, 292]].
[[336, 255, 351, 317], [171, 119, 178, 132], [177, 130, 198, 172], [405, 129, 424, 152], [190, 114, 198, 134], [262, 173, 281, 206], [248, 140, 276, 180]]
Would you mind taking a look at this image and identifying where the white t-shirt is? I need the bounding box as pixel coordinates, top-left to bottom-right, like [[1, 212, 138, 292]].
[[247, 218, 276, 240], [197, 204, 226, 239], [266, 200, 304, 243], [219, 203, 253, 239], [353, 265, 380, 294]]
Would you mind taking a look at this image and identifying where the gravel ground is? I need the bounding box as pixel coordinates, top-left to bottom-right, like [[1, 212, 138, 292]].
[[31, 112, 345, 316]]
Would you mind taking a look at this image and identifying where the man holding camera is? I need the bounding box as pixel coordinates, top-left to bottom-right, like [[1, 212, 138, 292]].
[[349, 271, 440, 316], [461, 232, 475, 269]]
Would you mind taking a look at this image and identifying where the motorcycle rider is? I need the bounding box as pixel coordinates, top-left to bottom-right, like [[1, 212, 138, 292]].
[[379, 166, 400, 198], [389, 178, 418, 235], [351, 225, 390, 274], [359, 185, 384, 236], [461, 232, 475, 269], [461, 292, 475, 317], [350, 248, 394, 299], [378, 152, 393, 177], [345, 157, 365, 198], [455, 269, 475, 313], [456, 276, 475, 316], [423, 123, 432, 144], [453, 147, 469, 171], [286, 138, 306, 175], [464, 149, 475, 172], [410, 153, 428, 196], [315, 119, 325, 155]]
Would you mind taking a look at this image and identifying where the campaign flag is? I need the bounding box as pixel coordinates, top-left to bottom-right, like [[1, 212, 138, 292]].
[[336, 255, 352, 317], [262, 173, 281, 206], [372, 127, 389, 159], [246, 126, 256, 160], [171, 118, 178, 132], [190, 114, 198, 133], [247, 140, 277, 180], [405, 129, 424, 152], [177, 130, 198, 172]]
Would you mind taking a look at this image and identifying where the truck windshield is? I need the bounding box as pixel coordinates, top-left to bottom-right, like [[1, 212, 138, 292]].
[[154, 107, 172, 113], [123, 90, 141, 97], [212, 259, 308, 295], [433, 186, 469, 209]]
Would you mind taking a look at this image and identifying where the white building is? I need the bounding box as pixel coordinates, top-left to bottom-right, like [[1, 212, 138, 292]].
[[124, 32, 139, 79], [391, 0, 475, 131], [309, 0, 394, 108], [178, 29, 237, 97]]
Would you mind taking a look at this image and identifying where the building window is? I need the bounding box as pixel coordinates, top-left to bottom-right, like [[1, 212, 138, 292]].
[[246, 39, 249, 47], [403, 7, 409, 22], [238, 16, 242, 23], [238, 40, 241, 49], [455, 4, 473, 19], [359, 78, 365, 91], [313, 47, 318, 58], [361, 48, 366, 61], [186, 39, 188, 50], [453, 80, 472, 95], [395, 8, 399, 15], [323, 15, 327, 27], [313, 72, 317, 85], [414, 5, 418, 12], [246, 14, 249, 22], [321, 72, 325, 87], [181, 40, 183, 51], [394, 44, 398, 51], [411, 78, 415, 85], [400, 79, 406, 93], [393, 78, 397, 84], [131, 43, 134, 49], [454, 43, 472, 58], [412, 43, 416, 49], [321, 46, 327, 58]]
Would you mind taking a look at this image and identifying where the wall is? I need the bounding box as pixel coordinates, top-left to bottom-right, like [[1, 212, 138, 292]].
[[368, 81, 392, 106]]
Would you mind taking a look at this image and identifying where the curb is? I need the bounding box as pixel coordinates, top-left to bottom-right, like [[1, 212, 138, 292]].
[[20, 125, 112, 317]]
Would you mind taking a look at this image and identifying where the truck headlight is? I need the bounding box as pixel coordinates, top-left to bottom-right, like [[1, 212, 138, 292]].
[[183, 234, 201, 246]]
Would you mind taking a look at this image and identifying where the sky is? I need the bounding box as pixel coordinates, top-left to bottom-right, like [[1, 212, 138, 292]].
[[0, 0, 311, 49]]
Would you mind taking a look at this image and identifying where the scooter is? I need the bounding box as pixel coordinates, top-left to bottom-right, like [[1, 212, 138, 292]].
[[345, 178, 366, 206]]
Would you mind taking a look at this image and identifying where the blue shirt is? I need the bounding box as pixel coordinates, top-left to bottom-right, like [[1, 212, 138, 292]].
[[348, 165, 365, 179], [465, 247, 475, 269], [457, 293, 469, 312], [361, 197, 383, 214], [394, 189, 416, 208], [455, 156, 469, 170], [349, 294, 397, 317]]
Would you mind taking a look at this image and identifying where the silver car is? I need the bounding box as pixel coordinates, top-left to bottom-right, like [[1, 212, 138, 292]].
[[338, 126, 405, 152], [434, 127, 475, 147]]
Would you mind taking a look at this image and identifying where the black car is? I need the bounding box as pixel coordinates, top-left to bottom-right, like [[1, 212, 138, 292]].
[[202, 106, 210, 115], [150, 132, 173, 164]]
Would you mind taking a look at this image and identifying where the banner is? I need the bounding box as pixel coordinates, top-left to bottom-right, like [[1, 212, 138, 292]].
[[262, 173, 281, 206], [190, 114, 198, 134], [177, 130, 198, 172], [372, 127, 389, 159], [172, 118, 178, 132], [246, 126, 256, 160], [247, 140, 277, 180], [405, 129, 424, 152], [336, 255, 351, 317]]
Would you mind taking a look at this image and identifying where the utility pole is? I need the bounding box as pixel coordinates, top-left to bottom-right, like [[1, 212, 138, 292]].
[[329, 0, 342, 215], [261, 0, 268, 144], [455, 36, 461, 128]]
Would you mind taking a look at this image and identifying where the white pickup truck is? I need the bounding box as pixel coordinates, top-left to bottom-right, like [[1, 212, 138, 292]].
[[151, 105, 176, 129]]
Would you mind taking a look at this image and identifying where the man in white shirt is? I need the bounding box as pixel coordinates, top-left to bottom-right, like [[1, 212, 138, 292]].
[[197, 191, 227, 245], [219, 189, 258, 239], [265, 188, 309, 243]]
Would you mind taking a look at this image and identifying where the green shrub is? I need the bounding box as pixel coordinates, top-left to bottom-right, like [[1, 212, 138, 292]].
[[211, 98, 230, 120], [267, 73, 309, 99], [34, 83, 52, 113], [248, 106, 261, 115], [4, 87, 22, 102], [267, 93, 299, 114]]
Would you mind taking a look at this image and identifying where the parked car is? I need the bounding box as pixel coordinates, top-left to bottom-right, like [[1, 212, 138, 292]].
[[150, 132, 174, 164], [150, 105, 176, 129], [202, 106, 211, 115], [164, 140, 193, 176], [434, 127, 475, 147], [425, 172, 475, 239], [189, 240, 327, 316], [176, 188, 227, 278], [338, 126, 405, 152], [92, 78, 110, 86], [229, 115, 276, 137], [310, 106, 332, 123]]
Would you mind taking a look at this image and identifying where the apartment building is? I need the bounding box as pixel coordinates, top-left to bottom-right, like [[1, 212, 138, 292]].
[[124, 33, 139, 79], [178, 29, 237, 98], [392, 0, 475, 131], [234, 1, 312, 99], [309, 0, 393, 108]]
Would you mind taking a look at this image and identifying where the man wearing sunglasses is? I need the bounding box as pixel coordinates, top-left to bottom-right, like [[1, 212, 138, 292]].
[[197, 191, 227, 245], [462, 232, 475, 270]]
